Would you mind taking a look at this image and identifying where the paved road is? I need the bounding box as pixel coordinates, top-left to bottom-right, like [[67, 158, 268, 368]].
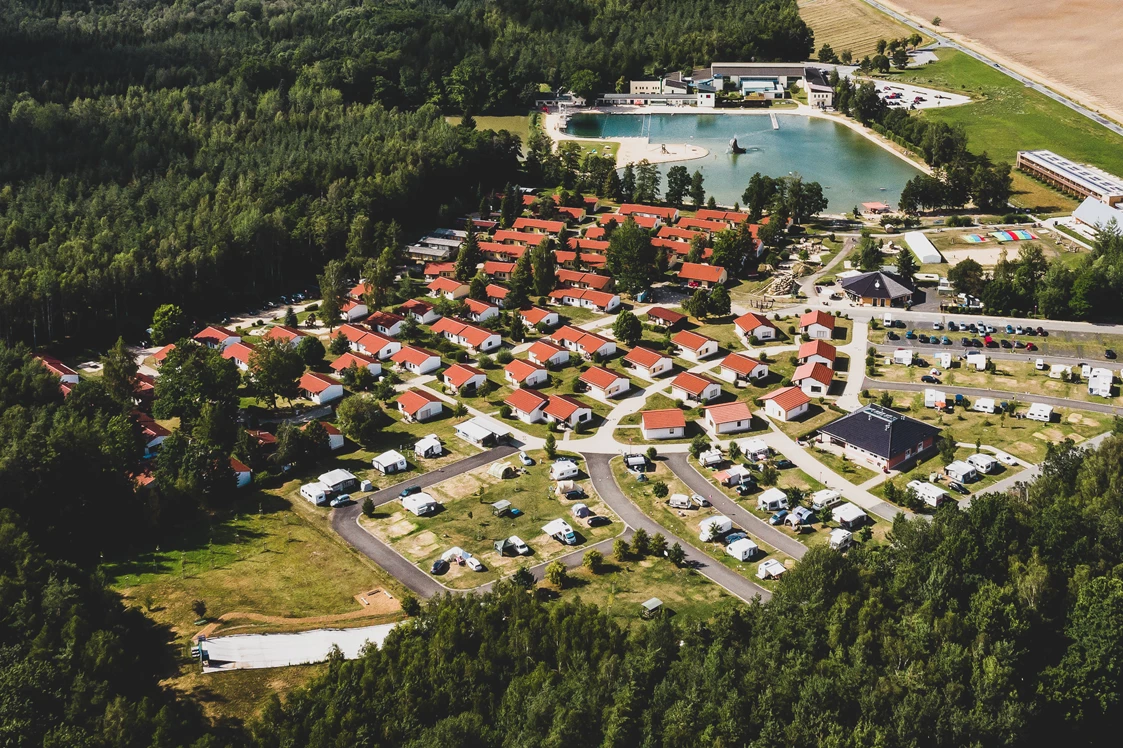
[[583, 453, 772, 603], [871, 342, 1113, 369], [663, 453, 808, 560], [864, 378, 1122, 416], [855, 0, 1123, 136], [332, 445, 518, 597]]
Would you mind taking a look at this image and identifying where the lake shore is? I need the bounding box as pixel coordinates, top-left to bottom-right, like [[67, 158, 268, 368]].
[[544, 103, 932, 176]]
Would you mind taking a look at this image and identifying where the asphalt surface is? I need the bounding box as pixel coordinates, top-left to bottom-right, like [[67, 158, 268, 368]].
[[663, 453, 808, 561], [855, 0, 1123, 136], [871, 342, 1110, 369], [583, 453, 772, 603], [863, 378, 1122, 416]]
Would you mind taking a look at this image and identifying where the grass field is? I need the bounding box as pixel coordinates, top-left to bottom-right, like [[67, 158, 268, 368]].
[[444, 115, 533, 145], [881, 50, 1123, 212], [798, 0, 927, 58], [360, 451, 620, 588]]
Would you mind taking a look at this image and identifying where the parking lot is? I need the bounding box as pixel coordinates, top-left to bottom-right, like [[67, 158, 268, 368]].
[[869, 80, 971, 111]]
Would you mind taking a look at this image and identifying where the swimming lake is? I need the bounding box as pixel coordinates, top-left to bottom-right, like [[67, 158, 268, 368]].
[[567, 112, 922, 211]]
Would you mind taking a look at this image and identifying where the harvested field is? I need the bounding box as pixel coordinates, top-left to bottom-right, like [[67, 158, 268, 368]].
[[798, 0, 925, 58], [888, 0, 1123, 125]]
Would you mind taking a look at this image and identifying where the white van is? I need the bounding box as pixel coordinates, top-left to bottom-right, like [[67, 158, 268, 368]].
[[668, 493, 694, 510], [882, 313, 893, 327]]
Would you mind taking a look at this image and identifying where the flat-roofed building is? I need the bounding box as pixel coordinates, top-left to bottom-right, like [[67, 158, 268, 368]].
[[1016, 150, 1123, 205]]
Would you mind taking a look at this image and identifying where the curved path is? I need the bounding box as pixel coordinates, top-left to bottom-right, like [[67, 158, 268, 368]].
[[582, 453, 772, 603]]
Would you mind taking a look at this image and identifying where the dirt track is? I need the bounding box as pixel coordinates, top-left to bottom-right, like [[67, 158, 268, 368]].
[[887, 0, 1123, 124], [194, 591, 401, 640]]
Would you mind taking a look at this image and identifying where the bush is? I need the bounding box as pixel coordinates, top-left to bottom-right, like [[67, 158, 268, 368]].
[[652, 480, 669, 498], [613, 538, 630, 561], [401, 595, 422, 616], [545, 561, 568, 588], [582, 549, 603, 572], [496, 349, 513, 364], [667, 542, 685, 566], [545, 433, 557, 459], [499, 404, 512, 418], [649, 533, 667, 556], [478, 353, 494, 369], [362, 497, 375, 517], [631, 528, 650, 556], [646, 446, 657, 461]]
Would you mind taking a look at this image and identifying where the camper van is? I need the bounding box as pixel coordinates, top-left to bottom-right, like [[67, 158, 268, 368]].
[[550, 461, 579, 481], [810, 489, 843, 512], [1026, 403, 1053, 422], [829, 528, 854, 551], [543, 518, 578, 545], [756, 488, 789, 512], [882, 313, 893, 327], [669, 493, 694, 510], [699, 515, 733, 542], [972, 397, 996, 414], [967, 453, 998, 474], [300, 482, 330, 505], [893, 348, 914, 366], [906, 479, 950, 508]]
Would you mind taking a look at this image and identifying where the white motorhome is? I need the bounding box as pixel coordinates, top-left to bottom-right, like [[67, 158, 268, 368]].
[[699, 515, 733, 542], [756, 488, 789, 512], [726, 538, 758, 561], [1026, 403, 1054, 422], [972, 397, 996, 414], [893, 348, 913, 366], [810, 489, 843, 511], [669, 493, 694, 510], [907, 480, 950, 508], [550, 461, 579, 481], [967, 453, 998, 474]]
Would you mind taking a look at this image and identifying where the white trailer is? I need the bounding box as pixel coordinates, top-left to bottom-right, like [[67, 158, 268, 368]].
[[893, 348, 913, 366], [924, 388, 948, 409], [699, 515, 733, 542], [967, 453, 998, 474], [726, 538, 759, 561], [1026, 403, 1054, 422], [906, 479, 950, 508], [972, 397, 996, 414], [965, 352, 987, 371]]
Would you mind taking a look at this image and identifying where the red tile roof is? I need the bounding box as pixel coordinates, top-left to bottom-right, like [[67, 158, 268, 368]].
[[599, 213, 658, 229], [300, 371, 338, 394], [513, 217, 565, 234], [677, 262, 726, 284], [550, 326, 611, 352], [548, 288, 617, 308], [398, 299, 434, 316], [695, 209, 749, 223], [761, 386, 811, 411], [642, 409, 686, 430], [428, 276, 467, 294], [519, 306, 554, 326], [657, 226, 702, 241], [671, 371, 720, 397], [483, 261, 516, 276], [544, 394, 588, 420], [230, 457, 251, 474], [194, 326, 238, 345], [391, 346, 439, 367], [671, 329, 716, 351], [704, 400, 753, 425], [424, 262, 455, 277], [528, 340, 566, 362], [721, 353, 765, 375], [444, 363, 486, 388], [619, 203, 677, 220], [555, 206, 586, 221], [798, 339, 837, 362], [338, 323, 370, 343], [579, 366, 626, 390], [464, 298, 497, 316], [493, 229, 544, 245], [430, 318, 496, 347], [505, 387, 549, 413], [366, 311, 404, 328], [568, 237, 610, 253], [331, 351, 379, 371], [647, 307, 686, 325], [486, 283, 509, 299], [265, 325, 307, 343], [584, 226, 606, 239], [624, 346, 668, 368], [397, 388, 443, 415], [222, 341, 255, 365], [799, 310, 836, 331], [556, 269, 612, 290], [793, 361, 833, 387], [152, 344, 175, 364], [677, 217, 729, 233], [479, 241, 526, 259], [735, 312, 777, 334], [35, 354, 78, 378], [504, 358, 547, 382]]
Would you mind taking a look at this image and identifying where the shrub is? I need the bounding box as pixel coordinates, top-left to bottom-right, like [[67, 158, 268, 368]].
[[545, 561, 568, 587], [499, 404, 512, 418], [401, 595, 422, 616], [496, 349, 513, 364], [631, 528, 650, 556], [613, 538, 630, 561], [667, 542, 685, 566], [362, 497, 375, 517], [652, 480, 669, 498], [646, 446, 657, 461], [582, 549, 603, 572]]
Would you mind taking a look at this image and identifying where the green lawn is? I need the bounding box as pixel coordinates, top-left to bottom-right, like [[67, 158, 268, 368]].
[[880, 49, 1123, 211], [360, 450, 621, 589], [808, 445, 879, 485], [861, 390, 1113, 464]]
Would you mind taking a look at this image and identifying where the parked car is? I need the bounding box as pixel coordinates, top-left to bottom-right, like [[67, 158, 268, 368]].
[[995, 452, 1018, 466], [690, 493, 710, 508], [775, 459, 794, 469], [961, 337, 971, 347], [1107, 349, 1118, 360], [887, 331, 900, 341], [1026, 343, 1038, 351], [430, 559, 449, 575], [511, 536, 530, 555], [1038, 327, 1047, 336], [562, 488, 586, 500], [399, 485, 421, 497], [329, 494, 352, 507], [948, 481, 970, 495], [1014, 340, 1026, 349], [918, 334, 929, 343], [921, 375, 940, 384], [586, 515, 610, 527], [948, 321, 958, 331], [519, 451, 535, 466], [769, 510, 789, 526], [735, 483, 754, 495], [1005, 324, 1014, 334], [942, 336, 952, 345], [724, 532, 748, 545], [465, 556, 484, 572], [932, 322, 943, 330], [1000, 339, 1012, 348]]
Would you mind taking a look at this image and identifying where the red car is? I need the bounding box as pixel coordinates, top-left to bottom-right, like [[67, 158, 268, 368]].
[[1026, 342, 1038, 351]]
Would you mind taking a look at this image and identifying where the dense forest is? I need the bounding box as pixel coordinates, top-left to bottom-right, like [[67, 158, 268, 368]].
[[0, 0, 813, 346], [252, 437, 1123, 747]]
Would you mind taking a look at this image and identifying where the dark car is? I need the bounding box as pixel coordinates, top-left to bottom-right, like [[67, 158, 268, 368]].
[[1038, 327, 1048, 337], [775, 459, 794, 469], [967, 324, 978, 333], [1108, 350, 1118, 360], [948, 481, 970, 495], [563, 488, 587, 500], [918, 334, 929, 343], [736, 483, 755, 495], [400, 485, 421, 497], [724, 532, 748, 545], [887, 331, 900, 341], [985, 340, 999, 348], [769, 510, 789, 526], [942, 336, 952, 345], [586, 515, 610, 528], [948, 321, 959, 331], [430, 559, 450, 575], [921, 375, 940, 384], [1014, 340, 1026, 349], [1000, 339, 1012, 348], [961, 337, 971, 347]]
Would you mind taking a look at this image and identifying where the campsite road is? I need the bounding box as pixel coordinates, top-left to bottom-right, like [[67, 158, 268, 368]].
[[863, 379, 1122, 416], [664, 453, 809, 561], [583, 453, 772, 604]]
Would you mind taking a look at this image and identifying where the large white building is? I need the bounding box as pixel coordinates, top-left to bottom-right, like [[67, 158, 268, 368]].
[[1017, 150, 1123, 205]]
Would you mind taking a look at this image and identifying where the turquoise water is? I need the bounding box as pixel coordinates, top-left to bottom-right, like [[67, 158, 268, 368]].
[[568, 113, 921, 211]]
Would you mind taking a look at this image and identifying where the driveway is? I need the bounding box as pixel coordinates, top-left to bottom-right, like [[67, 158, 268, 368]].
[[663, 453, 808, 561], [582, 453, 772, 603]]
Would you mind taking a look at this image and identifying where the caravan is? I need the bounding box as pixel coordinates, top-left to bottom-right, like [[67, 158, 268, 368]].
[[972, 397, 996, 414], [893, 348, 914, 366], [300, 482, 330, 506], [967, 453, 998, 474], [699, 515, 733, 542], [906, 480, 950, 507], [756, 487, 789, 512], [924, 388, 948, 410], [1026, 403, 1054, 422], [669, 493, 694, 510]]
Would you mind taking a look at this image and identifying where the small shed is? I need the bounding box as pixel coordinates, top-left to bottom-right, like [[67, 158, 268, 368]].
[[832, 502, 868, 530], [641, 598, 664, 618], [492, 500, 513, 517], [726, 537, 759, 561], [371, 449, 408, 475]]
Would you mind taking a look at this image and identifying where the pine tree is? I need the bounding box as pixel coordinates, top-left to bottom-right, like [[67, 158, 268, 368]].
[[532, 238, 557, 297], [500, 183, 519, 228], [690, 170, 706, 209], [620, 164, 636, 202], [508, 250, 534, 309], [455, 219, 483, 281], [317, 260, 348, 331]]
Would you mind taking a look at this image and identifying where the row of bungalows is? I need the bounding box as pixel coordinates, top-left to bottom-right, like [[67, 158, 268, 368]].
[[528, 339, 571, 368], [677, 262, 728, 288], [430, 317, 502, 353], [555, 249, 607, 270], [549, 326, 616, 360], [512, 217, 567, 235], [338, 324, 402, 360], [331, 350, 383, 378], [791, 361, 833, 397], [521, 192, 598, 218], [463, 297, 500, 323], [641, 408, 687, 440], [479, 241, 527, 262], [799, 309, 835, 339], [556, 269, 613, 292], [503, 389, 594, 428], [548, 286, 620, 313], [798, 339, 837, 369]]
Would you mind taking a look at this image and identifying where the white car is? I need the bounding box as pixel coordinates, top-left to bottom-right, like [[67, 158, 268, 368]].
[[932, 322, 942, 330], [994, 451, 1018, 466], [690, 493, 710, 508], [510, 536, 530, 555], [519, 451, 534, 466], [465, 556, 484, 572]]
